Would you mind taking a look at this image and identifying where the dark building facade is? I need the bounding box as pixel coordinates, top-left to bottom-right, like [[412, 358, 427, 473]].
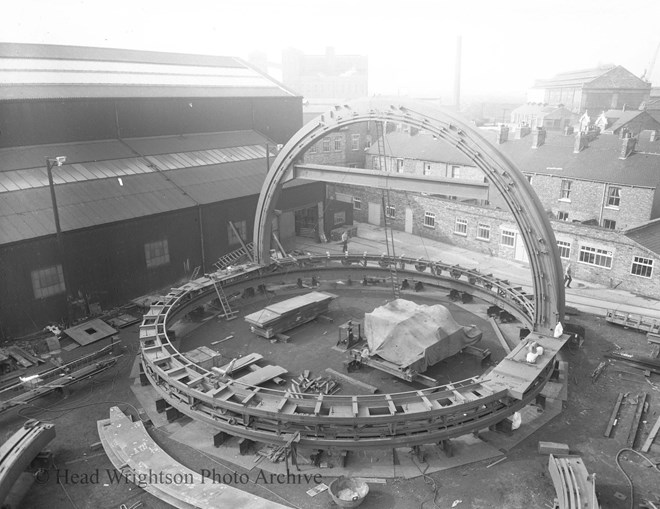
[[0, 43, 325, 337]]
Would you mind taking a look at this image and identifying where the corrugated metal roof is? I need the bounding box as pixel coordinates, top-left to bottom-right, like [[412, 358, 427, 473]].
[[0, 43, 297, 100], [0, 130, 278, 245], [625, 219, 660, 257], [0, 132, 271, 194], [122, 131, 270, 155]]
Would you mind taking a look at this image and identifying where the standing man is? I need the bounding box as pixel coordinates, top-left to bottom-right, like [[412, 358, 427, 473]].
[[341, 230, 349, 253], [564, 263, 572, 288]]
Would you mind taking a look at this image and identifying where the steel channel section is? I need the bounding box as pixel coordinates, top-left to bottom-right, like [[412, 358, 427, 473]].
[[253, 98, 564, 332], [139, 255, 557, 449]]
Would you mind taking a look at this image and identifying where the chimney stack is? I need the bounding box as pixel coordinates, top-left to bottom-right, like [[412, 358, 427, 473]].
[[573, 132, 588, 153], [497, 125, 509, 144], [531, 127, 546, 149], [619, 135, 637, 159]]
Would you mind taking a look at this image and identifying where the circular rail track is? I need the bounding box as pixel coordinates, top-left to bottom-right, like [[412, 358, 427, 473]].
[[140, 254, 567, 449]]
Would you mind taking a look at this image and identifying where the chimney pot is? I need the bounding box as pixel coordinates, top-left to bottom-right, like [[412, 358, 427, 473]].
[[573, 132, 588, 153], [497, 125, 509, 144], [531, 127, 546, 149], [619, 136, 637, 159]]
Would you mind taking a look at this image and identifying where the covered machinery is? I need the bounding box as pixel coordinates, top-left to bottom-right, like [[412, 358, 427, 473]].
[[364, 299, 482, 372]]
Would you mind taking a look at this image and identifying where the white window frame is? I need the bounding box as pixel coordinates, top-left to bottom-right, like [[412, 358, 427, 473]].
[[308, 143, 317, 153], [31, 265, 65, 299], [145, 239, 170, 268], [557, 240, 571, 260], [559, 179, 572, 201], [322, 138, 331, 152], [334, 136, 342, 151], [353, 198, 362, 211], [602, 218, 616, 230], [423, 163, 432, 176], [396, 158, 404, 173], [423, 212, 436, 228], [385, 205, 396, 219], [351, 134, 360, 151], [454, 217, 468, 236], [451, 165, 461, 178], [476, 223, 490, 241], [631, 256, 653, 278], [606, 185, 621, 208], [578, 245, 613, 269], [500, 229, 516, 247]]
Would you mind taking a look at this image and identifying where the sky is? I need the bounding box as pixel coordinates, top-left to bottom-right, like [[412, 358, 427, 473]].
[[4, 0, 660, 102]]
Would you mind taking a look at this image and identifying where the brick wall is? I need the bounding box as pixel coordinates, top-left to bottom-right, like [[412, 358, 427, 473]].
[[329, 183, 660, 298], [529, 174, 654, 230]]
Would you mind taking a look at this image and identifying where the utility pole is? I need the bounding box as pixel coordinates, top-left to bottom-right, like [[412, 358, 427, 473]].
[[46, 156, 73, 325]]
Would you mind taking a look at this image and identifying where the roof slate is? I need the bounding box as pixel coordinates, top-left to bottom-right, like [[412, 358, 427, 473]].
[[367, 132, 473, 165], [625, 219, 660, 257]]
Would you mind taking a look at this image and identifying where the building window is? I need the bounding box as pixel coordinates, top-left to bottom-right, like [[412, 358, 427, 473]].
[[424, 212, 436, 228], [385, 205, 396, 219], [353, 198, 362, 210], [631, 256, 653, 278], [476, 223, 490, 241], [578, 245, 613, 269], [309, 143, 317, 153], [31, 265, 65, 299], [145, 239, 170, 268], [454, 218, 468, 236], [351, 134, 360, 151], [501, 229, 515, 247], [373, 156, 381, 171], [333, 211, 346, 225], [396, 158, 404, 173], [557, 240, 571, 260], [451, 165, 461, 178], [228, 220, 247, 246], [560, 180, 572, 200], [606, 186, 621, 208], [334, 136, 342, 151], [602, 219, 616, 230], [322, 138, 331, 152], [558, 211, 569, 221], [423, 163, 432, 176]]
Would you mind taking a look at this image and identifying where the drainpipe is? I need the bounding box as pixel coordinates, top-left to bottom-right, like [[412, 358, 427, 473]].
[[597, 182, 607, 227], [198, 205, 206, 274]]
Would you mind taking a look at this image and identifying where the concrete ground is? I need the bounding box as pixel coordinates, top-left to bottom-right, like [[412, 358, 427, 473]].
[[3, 223, 660, 509]]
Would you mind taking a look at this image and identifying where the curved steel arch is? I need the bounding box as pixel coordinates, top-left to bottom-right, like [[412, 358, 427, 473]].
[[255, 97, 564, 330]]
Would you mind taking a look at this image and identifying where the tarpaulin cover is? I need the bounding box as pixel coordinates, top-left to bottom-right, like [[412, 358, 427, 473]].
[[364, 299, 482, 372]]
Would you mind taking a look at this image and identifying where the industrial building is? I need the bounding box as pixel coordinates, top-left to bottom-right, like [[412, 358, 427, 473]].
[[0, 43, 332, 337]]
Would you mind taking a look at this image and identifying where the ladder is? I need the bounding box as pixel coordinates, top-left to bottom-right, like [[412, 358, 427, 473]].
[[212, 279, 238, 321], [214, 242, 254, 271], [375, 120, 400, 299], [382, 194, 400, 299], [190, 266, 201, 281]]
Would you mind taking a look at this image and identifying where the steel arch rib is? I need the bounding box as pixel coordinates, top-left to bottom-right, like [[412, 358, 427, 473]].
[[254, 97, 564, 331]]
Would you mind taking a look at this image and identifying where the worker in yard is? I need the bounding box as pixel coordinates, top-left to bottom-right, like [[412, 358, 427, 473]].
[[564, 263, 572, 288], [341, 230, 349, 253]]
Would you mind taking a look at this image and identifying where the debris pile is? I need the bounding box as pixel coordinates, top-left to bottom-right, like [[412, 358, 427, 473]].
[[289, 370, 341, 397]]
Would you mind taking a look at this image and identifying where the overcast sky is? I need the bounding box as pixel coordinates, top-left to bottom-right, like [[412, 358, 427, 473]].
[[4, 0, 660, 101]]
